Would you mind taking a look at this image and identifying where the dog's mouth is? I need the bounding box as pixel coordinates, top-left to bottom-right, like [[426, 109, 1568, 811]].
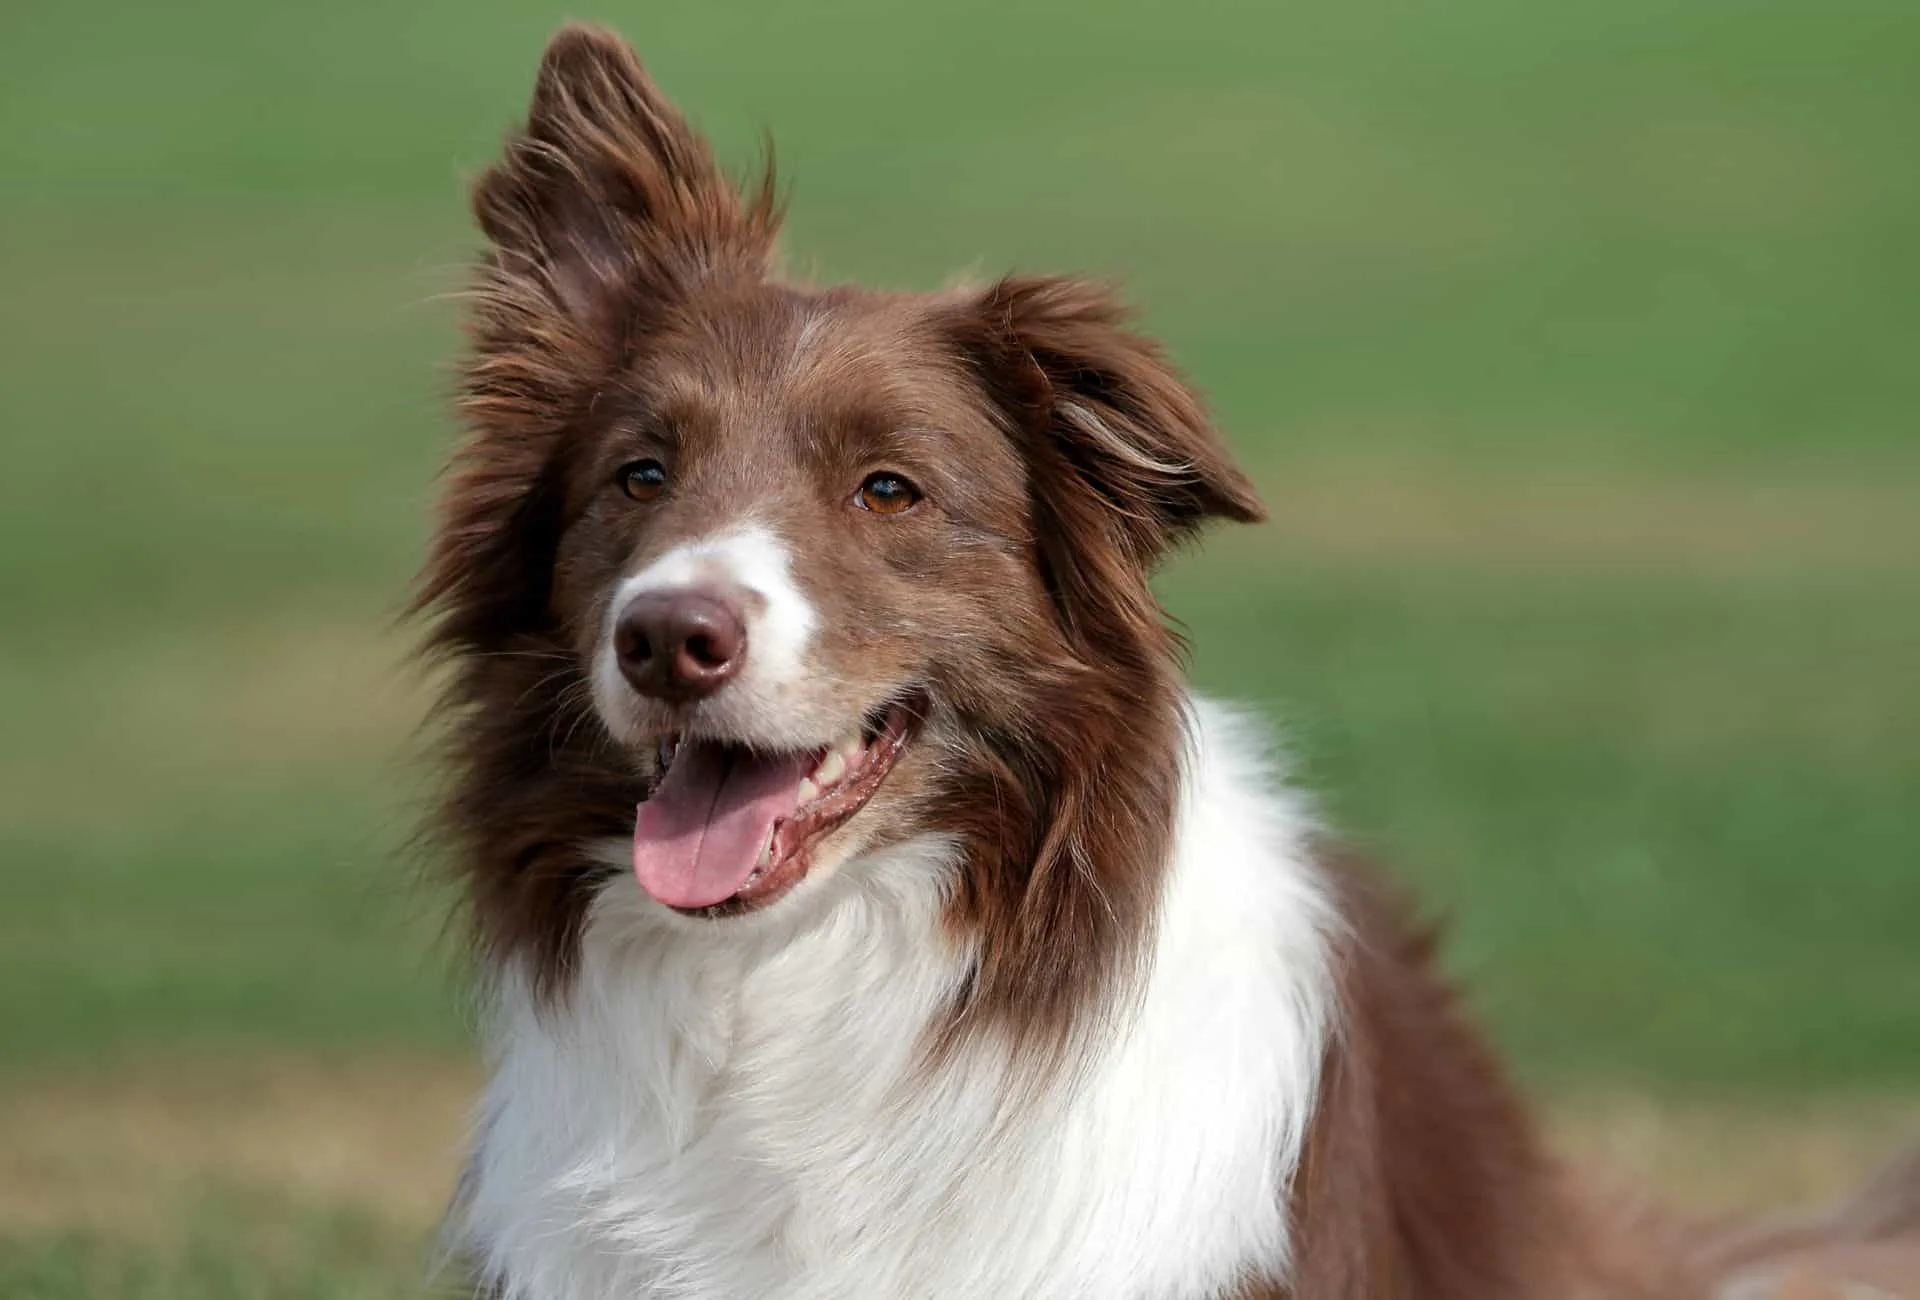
[[631, 694, 924, 918]]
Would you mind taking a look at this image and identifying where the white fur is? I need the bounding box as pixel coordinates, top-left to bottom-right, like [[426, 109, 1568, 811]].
[[451, 698, 1337, 1299], [592, 526, 822, 748]]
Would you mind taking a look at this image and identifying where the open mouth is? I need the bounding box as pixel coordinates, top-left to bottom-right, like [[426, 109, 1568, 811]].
[[631, 695, 923, 917]]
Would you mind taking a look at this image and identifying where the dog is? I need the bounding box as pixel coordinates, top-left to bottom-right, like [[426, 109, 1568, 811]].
[[417, 25, 1920, 1299]]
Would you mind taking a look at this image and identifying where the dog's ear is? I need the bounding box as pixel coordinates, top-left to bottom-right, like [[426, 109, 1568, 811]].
[[936, 278, 1264, 1054], [957, 274, 1263, 653], [421, 27, 778, 655], [969, 274, 1264, 568], [471, 23, 778, 341]]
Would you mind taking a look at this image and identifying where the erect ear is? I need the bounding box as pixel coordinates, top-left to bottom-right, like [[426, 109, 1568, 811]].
[[971, 275, 1264, 568], [422, 28, 779, 654], [471, 23, 778, 340]]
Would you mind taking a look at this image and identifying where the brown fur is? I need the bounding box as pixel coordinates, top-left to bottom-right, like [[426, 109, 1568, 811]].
[[1247, 852, 1708, 1299], [414, 26, 778, 992], [416, 26, 1259, 1062], [931, 272, 1263, 1061], [1235, 850, 1920, 1298], [419, 24, 1920, 1298], [1275, 855, 1569, 1297]]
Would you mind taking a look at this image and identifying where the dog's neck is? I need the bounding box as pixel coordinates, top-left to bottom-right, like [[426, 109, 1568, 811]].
[[455, 698, 1339, 1299]]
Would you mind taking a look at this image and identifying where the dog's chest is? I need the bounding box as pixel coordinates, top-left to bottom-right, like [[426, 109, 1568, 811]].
[[453, 710, 1334, 1299], [460, 910, 1311, 1300], [458, 900, 1119, 1299]]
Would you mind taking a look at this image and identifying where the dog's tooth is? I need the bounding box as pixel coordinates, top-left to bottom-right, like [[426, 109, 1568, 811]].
[[815, 749, 846, 787], [797, 777, 819, 804], [836, 732, 863, 760]]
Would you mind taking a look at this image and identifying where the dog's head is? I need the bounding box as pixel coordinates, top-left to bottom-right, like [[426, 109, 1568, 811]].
[[422, 25, 1261, 1040]]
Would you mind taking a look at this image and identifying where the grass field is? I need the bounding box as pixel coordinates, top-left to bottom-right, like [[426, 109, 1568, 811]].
[[3, 0, 1918, 1292]]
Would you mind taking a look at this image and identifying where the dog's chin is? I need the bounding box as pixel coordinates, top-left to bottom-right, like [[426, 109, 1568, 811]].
[[626, 692, 927, 921]]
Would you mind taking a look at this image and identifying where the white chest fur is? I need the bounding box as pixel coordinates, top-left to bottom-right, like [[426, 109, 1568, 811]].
[[451, 701, 1336, 1300]]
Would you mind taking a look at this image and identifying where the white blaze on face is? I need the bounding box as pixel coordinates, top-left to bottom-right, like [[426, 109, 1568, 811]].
[[592, 525, 818, 741]]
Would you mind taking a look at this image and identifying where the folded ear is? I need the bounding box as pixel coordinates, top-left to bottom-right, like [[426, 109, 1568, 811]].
[[471, 23, 778, 337], [971, 275, 1264, 567]]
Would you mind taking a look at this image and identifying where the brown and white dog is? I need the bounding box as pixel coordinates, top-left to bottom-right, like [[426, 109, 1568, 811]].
[[418, 26, 1920, 1300]]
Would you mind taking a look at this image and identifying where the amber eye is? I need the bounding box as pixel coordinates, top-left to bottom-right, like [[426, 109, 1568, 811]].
[[617, 458, 668, 502], [855, 471, 921, 515]]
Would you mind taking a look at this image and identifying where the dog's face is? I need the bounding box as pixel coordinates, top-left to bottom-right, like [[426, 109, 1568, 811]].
[[425, 26, 1261, 975], [557, 287, 1051, 915]]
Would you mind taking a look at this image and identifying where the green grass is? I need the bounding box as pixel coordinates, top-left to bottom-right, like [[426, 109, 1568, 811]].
[[0, 1208, 425, 1300], [2, 0, 1917, 1291], [1178, 568, 1920, 1089]]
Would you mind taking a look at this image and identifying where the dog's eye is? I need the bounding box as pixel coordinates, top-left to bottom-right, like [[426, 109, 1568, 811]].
[[618, 459, 668, 502], [855, 472, 921, 516]]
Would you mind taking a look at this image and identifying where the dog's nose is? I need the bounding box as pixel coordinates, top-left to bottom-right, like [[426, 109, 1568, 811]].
[[614, 588, 747, 701]]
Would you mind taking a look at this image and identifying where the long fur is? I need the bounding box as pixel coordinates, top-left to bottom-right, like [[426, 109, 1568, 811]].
[[449, 702, 1336, 1298], [420, 25, 1920, 1300]]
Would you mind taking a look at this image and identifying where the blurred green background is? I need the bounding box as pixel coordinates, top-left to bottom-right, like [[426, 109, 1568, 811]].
[[3, 0, 1917, 1293]]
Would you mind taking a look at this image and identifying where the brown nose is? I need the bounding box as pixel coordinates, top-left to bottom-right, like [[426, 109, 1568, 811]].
[[613, 588, 748, 702]]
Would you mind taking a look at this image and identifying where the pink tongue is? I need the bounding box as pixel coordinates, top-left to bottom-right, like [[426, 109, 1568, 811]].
[[632, 741, 814, 909]]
